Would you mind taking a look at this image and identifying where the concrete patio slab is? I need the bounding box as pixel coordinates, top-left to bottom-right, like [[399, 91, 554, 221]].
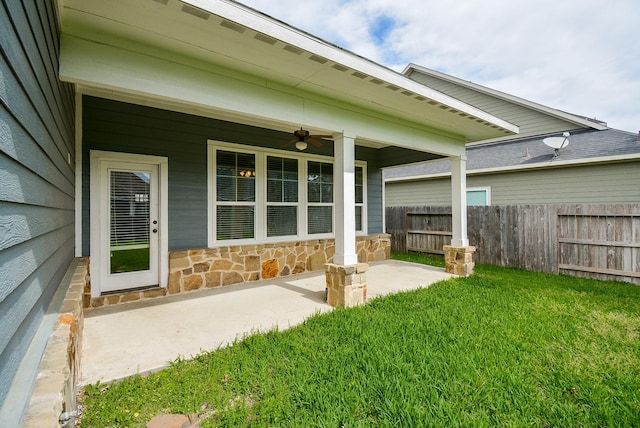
[[80, 260, 451, 385]]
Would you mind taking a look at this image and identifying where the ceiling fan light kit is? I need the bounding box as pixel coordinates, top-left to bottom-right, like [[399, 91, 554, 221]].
[[284, 128, 333, 151]]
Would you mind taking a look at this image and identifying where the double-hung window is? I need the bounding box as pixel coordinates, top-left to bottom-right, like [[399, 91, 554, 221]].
[[266, 156, 299, 237], [209, 141, 366, 246], [307, 161, 333, 235], [215, 150, 256, 241], [355, 165, 365, 233]]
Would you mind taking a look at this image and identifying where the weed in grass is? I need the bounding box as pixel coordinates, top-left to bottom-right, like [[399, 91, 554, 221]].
[[79, 254, 640, 427]]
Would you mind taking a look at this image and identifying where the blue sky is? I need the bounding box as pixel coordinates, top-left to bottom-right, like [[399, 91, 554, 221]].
[[240, 0, 640, 133]]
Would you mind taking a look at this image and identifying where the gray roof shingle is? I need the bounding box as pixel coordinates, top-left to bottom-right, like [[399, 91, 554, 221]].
[[385, 128, 640, 180]]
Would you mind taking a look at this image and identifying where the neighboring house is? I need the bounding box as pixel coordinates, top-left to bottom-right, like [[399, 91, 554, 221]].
[[1, 0, 517, 423], [385, 64, 640, 206], [386, 127, 640, 206]]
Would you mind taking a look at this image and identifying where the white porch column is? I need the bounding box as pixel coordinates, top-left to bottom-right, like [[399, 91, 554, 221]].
[[450, 155, 469, 247], [445, 155, 475, 276], [326, 131, 367, 307], [332, 131, 358, 265]]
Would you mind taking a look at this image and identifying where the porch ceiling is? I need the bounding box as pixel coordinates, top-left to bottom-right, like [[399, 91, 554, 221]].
[[58, 0, 518, 145]]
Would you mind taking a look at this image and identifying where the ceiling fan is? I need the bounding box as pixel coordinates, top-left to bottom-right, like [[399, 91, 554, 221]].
[[285, 128, 333, 151]]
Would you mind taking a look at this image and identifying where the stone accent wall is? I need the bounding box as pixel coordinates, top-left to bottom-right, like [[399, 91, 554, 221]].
[[23, 259, 88, 427], [444, 245, 477, 276], [167, 234, 390, 295], [85, 234, 391, 308], [325, 263, 369, 307], [166, 240, 332, 294]]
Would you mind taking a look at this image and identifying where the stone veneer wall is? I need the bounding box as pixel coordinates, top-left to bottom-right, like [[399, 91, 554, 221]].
[[23, 259, 88, 427], [86, 234, 390, 308]]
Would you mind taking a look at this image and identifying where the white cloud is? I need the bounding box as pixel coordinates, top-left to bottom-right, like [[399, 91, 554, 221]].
[[241, 0, 640, 132]]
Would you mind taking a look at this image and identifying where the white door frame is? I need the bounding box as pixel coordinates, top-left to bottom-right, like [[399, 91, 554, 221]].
[[90, 150, 168, 297]]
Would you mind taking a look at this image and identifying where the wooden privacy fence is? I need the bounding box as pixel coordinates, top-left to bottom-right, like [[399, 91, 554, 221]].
[[386, 204, 640, 284]]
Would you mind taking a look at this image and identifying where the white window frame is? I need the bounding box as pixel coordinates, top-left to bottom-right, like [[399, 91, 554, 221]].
[[210, 146, 258, 245], [265, 154, 301, 240], [467, 186, 491, 206], [306, 159, 335, 239], [354, 162, 367, 235], [207, 140, 367, 247]]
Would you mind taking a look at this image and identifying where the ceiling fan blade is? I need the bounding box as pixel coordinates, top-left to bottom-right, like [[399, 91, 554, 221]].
[[307, 138, 324, 147], [283, 139, 297, 147], [309, 134, 334, 140]]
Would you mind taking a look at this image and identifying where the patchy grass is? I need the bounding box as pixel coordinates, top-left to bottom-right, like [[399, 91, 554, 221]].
[[80, 255, 640, 427]]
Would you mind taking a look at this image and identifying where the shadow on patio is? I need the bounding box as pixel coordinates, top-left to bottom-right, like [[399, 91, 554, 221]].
[[81, 260, 452, 385]]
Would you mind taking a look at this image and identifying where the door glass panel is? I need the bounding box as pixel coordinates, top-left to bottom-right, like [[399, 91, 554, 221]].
[[110, 171, 150, 274]]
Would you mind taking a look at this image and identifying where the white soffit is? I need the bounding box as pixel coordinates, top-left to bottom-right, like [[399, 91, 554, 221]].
[[60, 0, 518, 141]]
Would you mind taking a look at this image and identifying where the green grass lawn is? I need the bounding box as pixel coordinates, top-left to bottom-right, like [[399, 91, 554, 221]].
[[80, 254, 640, 427]]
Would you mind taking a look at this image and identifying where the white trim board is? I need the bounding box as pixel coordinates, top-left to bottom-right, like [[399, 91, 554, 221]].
[[385, 153, 640, 183], [206, 140, 369, 248], [74, 92, 83, 256]]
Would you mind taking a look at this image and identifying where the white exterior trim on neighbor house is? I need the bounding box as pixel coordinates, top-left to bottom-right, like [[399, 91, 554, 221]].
[[386, 153, 640, 183]]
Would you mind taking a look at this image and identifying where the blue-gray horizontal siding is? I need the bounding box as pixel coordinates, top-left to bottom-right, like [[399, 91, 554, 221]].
[[0, 0, 75, 417], [82, 97, 390, 250], [356, 146, 383, 233]]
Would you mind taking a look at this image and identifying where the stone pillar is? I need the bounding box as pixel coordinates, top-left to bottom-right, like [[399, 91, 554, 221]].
[[325, 263, 368, 307], [444, 245, 476, 276]]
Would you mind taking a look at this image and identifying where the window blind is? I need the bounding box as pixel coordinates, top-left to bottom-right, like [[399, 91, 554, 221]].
[[110, 171, 150, 247]]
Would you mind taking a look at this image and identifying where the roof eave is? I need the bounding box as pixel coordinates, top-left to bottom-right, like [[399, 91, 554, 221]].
[[182, 0, 518, 138], [403, 63, 609, 132]]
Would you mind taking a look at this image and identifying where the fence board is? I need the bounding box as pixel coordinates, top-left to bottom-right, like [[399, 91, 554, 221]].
[[386, 204, 640, 284]]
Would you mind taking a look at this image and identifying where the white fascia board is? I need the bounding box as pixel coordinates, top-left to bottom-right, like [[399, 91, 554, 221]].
[[60, 35, 465, 156], [183, 1, 517, 135], [385, 172, 451, 182], [403, 63, 608, 131], [385, 153, 640, 182]]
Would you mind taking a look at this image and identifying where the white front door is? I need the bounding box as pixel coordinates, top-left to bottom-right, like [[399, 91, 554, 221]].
[[90, 151, 168, 295]]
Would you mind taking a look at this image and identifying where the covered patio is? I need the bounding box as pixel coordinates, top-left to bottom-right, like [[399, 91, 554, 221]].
[[81, 260, 452, 385], [60, 0, 516, 308], [10, 0, 519, 425]]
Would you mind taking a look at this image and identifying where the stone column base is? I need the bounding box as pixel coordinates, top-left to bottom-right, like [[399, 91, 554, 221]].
[[443, 245, 477, 276], [325, 263, 368, 307]]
